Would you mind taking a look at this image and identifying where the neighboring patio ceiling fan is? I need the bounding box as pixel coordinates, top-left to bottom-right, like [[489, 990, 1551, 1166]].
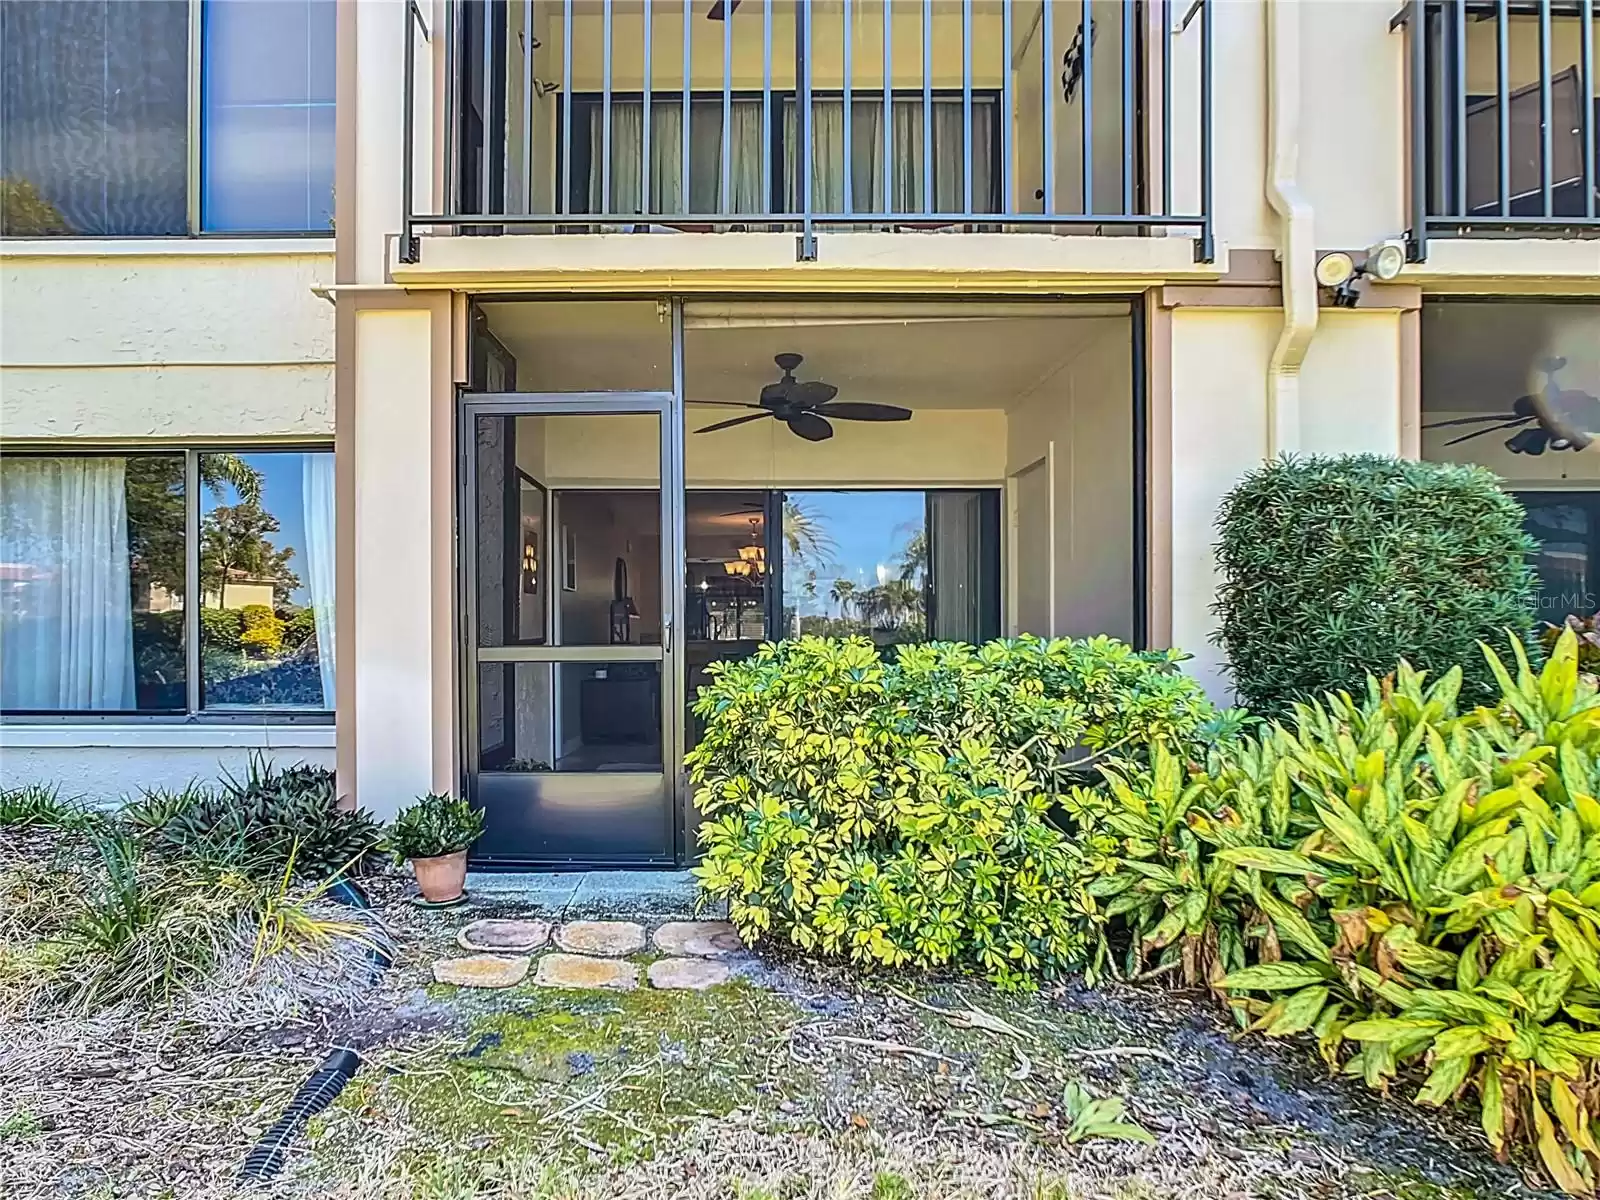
[[694, 353, 912, 443], [1425, 357, 1600, 456]]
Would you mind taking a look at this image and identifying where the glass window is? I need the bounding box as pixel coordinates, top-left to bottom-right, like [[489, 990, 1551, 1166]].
[[0, 1, 189, 236], [0, 455, 186, 713], [201, 0, 335, 232], [1517, 494, 1600, 624], [199, 452, 335, 710], [780, 490, 1000, 647], [478, 661, 662, 773]]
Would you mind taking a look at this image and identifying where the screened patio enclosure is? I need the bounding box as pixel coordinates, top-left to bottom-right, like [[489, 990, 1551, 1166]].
[[457, 296, 1142, 866]]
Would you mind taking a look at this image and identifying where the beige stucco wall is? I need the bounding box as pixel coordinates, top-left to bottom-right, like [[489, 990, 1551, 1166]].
[[1, 244, 335, 440]]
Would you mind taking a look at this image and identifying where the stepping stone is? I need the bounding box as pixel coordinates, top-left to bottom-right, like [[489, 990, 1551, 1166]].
[[651, 920, 745, 959], [648, 957, 732, 991], [533, 953, 639, 991], [457, 919, 551, 953], [432, 954, 530, 989], [554, 920, 646, 957]]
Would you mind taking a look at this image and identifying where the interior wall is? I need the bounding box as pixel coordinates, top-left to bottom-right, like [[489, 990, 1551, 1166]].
[[556, 492, 664, 645], [685, 406, 1008, 486], [1003, 315, 1135, 642]]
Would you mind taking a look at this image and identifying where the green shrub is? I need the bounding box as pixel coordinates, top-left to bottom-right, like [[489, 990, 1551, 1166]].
[[57, 832, 247, 1012], [281, 604, 318, 652], [688, 635, 1219, 987], [0, 785, 101, 831], [386, 792, 485, 861], [1074, 631, 1600, 1194], [1213, 454, 1537, 714], [200, 605, 244, 652], [238, 604, 285, 656], [45, 830, 374, 1014], [151, 756, 380, 882], [118, 785, 207, 833]]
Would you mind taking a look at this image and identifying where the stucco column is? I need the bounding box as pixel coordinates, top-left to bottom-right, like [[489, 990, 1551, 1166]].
[[337, 289, 456, 818]]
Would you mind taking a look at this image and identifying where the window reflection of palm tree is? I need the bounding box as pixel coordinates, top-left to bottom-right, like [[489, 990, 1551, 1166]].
[[829, 578, 857, 620], [782, 498, 836, 573], [894, 524, 927, 585]]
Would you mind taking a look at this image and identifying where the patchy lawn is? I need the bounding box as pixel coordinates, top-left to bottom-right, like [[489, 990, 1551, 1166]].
[[0, 829, 1555, 1200]]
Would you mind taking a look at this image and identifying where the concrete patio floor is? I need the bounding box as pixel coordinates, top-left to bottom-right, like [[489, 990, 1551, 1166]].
[[464, 868, 718, 919]]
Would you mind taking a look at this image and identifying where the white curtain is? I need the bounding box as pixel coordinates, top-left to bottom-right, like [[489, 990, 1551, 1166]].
[[590, 99, 764, 216], [787, 98, 995, 216], [301, 453, 337, 709], [0, 457, 135, 710]]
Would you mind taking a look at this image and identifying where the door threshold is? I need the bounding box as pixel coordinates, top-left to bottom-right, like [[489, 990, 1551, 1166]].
[[464, 867, 713, 920]]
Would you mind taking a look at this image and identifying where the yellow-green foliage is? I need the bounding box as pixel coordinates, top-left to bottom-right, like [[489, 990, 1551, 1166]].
[[1078, 630, 1600, 1194], [239, 604, 285, 656], [688, 635, 1219, 988]]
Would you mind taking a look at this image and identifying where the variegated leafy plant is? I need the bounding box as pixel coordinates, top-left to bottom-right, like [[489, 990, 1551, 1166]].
[[687, 635, 1219, 989], [1080, 629, 1600, 1194]]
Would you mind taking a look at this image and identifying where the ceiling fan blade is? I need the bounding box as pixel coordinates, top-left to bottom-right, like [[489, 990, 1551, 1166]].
[[1422, 413, 1521, 429], [694, 401, 767, 409], [813, 402, 912, 422], [789, 380, 839, 407], [1443, 417, 1531, 446], [706, 0, 741, 17], [786, 411, 834, 441], [695, 412, 773, 434]]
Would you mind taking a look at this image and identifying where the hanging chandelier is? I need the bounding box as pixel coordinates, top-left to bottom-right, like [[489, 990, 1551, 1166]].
[[723, 518, 765, 577]]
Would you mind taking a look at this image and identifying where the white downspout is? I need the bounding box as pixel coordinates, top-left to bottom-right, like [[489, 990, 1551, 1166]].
[[1265, 0, 1317, 455]]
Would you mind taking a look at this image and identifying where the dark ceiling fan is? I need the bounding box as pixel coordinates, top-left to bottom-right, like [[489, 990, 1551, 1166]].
[[1424, 357, 1600, 456], [694, 353, 912, 443]]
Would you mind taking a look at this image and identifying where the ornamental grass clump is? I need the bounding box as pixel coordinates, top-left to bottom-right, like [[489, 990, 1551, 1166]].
[[1213, 453, 1537, 715], [687, 634, 1219, 988], [1075, 629, 1600, 1194]]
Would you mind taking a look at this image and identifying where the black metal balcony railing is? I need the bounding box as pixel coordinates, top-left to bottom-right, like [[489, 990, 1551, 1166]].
[[401, 0, 1213, 264], [1398, 0, 1598, 260]]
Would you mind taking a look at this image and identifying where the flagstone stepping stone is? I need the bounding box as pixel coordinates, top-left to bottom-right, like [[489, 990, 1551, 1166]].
[[533, 952, 639, 991], [651, 920, 745, 959], [456, 918, 551, 953], [432, 954, 530, 989], [554, 920, 646, 957], [647, 957, 732, 991]]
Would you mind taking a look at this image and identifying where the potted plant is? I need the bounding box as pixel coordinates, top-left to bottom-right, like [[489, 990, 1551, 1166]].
[[387, 792, 484, 903]]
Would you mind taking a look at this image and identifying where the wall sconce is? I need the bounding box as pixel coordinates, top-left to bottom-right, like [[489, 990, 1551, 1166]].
[[521, 536, 539, 594]]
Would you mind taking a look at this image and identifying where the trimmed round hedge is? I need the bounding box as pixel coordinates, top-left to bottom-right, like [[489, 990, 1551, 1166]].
[[1213, 454, 1537, 714]]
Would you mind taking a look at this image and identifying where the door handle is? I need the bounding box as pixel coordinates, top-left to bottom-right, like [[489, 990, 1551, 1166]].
[[663, 616, 673, 653]]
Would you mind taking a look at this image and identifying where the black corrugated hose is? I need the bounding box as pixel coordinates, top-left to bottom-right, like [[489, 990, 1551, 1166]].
[[238, 877, 394, 1182]]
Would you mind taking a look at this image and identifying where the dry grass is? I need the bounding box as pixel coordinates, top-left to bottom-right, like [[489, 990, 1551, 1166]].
[[289, 1121, 1270, 1200]]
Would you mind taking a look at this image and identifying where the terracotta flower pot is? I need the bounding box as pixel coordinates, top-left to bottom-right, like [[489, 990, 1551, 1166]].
[[410, 849, 468, 903]]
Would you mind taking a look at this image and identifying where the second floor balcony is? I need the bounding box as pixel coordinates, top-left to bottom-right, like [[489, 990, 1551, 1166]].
[[1401, 0, 1599, 259], [401, 0, 1214, 264]]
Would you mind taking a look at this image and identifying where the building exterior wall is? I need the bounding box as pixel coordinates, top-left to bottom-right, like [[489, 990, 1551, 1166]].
[[4, 0, 1598, 813], [0, 243, 336, 798]]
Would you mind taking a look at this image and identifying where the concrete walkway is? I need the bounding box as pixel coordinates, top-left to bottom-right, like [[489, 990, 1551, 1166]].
[[463, 869, 716, 919]]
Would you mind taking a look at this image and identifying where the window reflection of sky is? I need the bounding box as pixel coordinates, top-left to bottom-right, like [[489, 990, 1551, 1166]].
[[784, 491, 923, 615], [201, 453, 310, 606]]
